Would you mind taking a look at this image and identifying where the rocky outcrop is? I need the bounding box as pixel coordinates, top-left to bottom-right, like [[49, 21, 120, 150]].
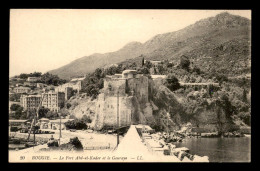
[[67, 75, 242, 133], [67, 96, 96, 120]]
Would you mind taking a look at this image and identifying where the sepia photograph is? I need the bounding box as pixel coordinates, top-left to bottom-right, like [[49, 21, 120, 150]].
[[9, 9, 251, 163]]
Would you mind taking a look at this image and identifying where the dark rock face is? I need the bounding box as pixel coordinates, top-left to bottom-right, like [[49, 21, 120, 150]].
[[143, 80, 238, 133]]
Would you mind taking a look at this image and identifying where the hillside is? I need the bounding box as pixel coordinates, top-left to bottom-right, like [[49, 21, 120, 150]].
[[49, 12, 251, 80], [48, 42, 143, 80]]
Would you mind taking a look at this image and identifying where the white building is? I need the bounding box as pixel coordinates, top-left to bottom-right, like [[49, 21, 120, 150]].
[[13, 86, 31, 93], [144, 60, 162, 66], [49, 119, 74, 130], [20, 94, 42, 110], [151, 75, 167, 80], [36, 83, 46, 88], [27, 77, 40, 82], [55, 77, 85, 93], [41, 91, 65, 112]]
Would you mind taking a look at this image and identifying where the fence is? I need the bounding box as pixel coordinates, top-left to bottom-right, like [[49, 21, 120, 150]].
[[84, 146, 111, 150]]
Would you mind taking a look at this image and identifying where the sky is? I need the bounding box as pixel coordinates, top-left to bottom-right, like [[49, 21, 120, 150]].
[[9, 9, 251, 77]]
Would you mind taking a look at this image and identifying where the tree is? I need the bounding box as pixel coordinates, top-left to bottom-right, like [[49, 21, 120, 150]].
[[129, 62, 137, 70], [144, 61, 153, 69], [167, 63, 173, 68], [164, 74, 181, 91], [220, 94, 234, 119], [9, 93, 22, 102], [142, 57, 145, 67], [10, 104, 21, 111], [19, 73, 28, 79], [137, 67, 150, 75], [238, 112, 251, 126], [215, 74, 228, 84], [29, 72, 42, 77], [81, 115, 92, 123], [242, 89, 248, 103], [46, 111, 59, 119], [10, 104, 24, 119], [60, 108, 70, 118], [94, 68, 104, 79], [157, 64, 166, 75], [66, 103, 72, 109], [40, 72, 66, 86], [208, 84, 219, 98], [180, 55, 190, 71], [105, 66, 118, 75], [69, 137, 83, 151], [65, 119, 87, 130], [38, 107, 50, 118], [193, 66, 201, 75]]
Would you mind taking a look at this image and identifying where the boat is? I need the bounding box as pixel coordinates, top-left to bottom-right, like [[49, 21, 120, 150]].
[[25, 142, 37, 147], [9, 144, 26, 150]]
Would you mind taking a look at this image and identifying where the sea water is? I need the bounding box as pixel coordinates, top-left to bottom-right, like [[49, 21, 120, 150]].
[[175, 137, 251, 162]]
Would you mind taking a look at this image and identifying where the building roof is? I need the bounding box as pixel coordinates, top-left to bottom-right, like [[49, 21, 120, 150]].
[[179, 82, 219, 86], [151, 75, 167, 79], [39, 118, 49, 121], [122, 70, 137, 75], [27, 77, 39, 79], [23, 94, 42, 98], [150, 60, 161, 63], [49, 119, 74, 123], [135, 124, 153, 131], [70, 77, 85, 82], [14, 86, 31, 90], [9, 120, 28, 123], [9, 101, 20, 104]]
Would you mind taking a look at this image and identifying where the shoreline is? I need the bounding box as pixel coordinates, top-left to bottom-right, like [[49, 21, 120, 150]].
[[9, 128, 251, 162]]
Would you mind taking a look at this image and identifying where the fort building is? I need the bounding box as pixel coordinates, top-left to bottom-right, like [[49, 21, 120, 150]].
[[93, 70, 149, 130]]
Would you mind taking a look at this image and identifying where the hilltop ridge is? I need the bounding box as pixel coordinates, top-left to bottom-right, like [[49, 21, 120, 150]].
[[49, 12, 251, 80]]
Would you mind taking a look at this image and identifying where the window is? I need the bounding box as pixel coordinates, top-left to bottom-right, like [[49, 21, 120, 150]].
[[108, 84, 112, 91]]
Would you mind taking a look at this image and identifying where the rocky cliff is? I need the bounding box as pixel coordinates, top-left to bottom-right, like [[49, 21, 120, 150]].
[[66, 76, 242, 133]]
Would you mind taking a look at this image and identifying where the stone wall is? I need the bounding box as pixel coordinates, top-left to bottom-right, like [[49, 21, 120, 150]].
[[65, 87, 73, 101], [93, 75, 153, 130], [103, 78, 126, 96], [94, 93, 132, 130], [127, 76, 149, 104], [55, 81, 82, 93]]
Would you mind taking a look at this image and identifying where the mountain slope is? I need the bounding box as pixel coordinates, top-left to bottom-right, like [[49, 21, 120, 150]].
[[48, 41, 143, 80], [49, 12, 251, 79]]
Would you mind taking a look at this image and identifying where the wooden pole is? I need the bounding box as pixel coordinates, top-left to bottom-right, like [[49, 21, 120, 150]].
[[59, 112, 62, 146], [28, 94, 44, 142], [117, 90, 119, 146], [33, 113, 36, 144]]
